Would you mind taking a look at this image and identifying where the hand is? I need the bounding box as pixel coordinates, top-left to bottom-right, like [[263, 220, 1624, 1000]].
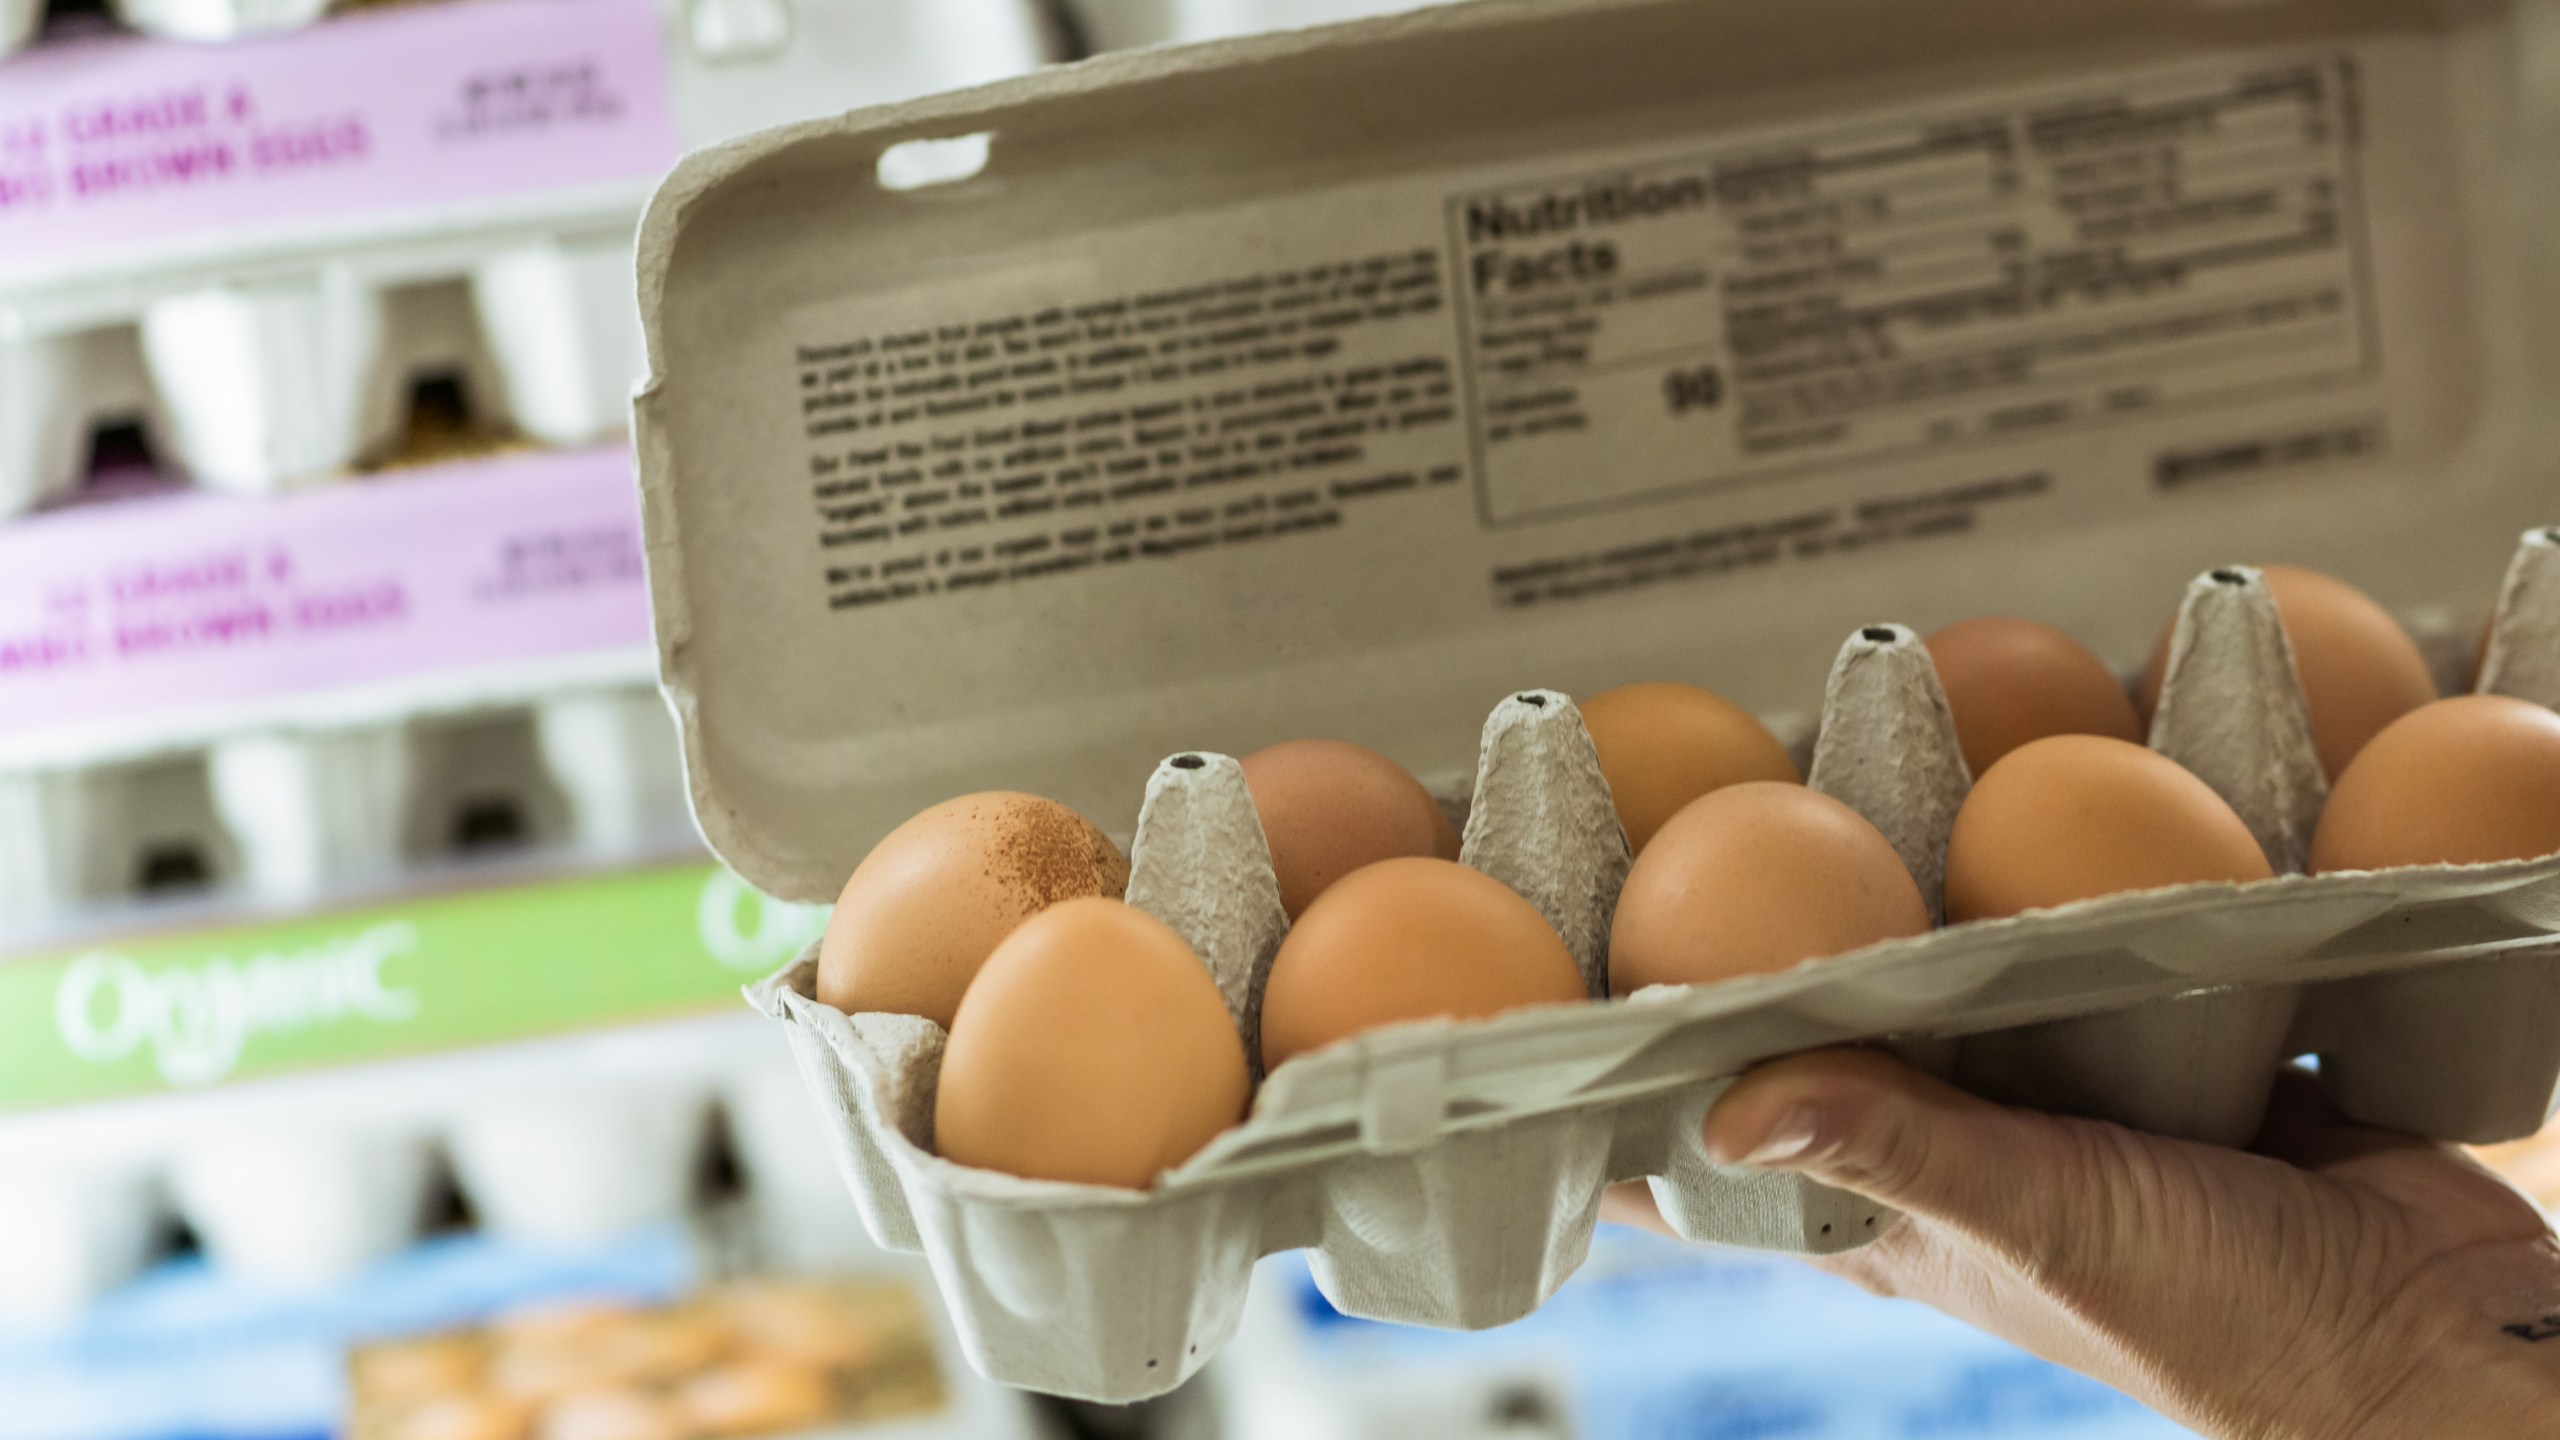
[[1602, 1049, 2560, 1440]]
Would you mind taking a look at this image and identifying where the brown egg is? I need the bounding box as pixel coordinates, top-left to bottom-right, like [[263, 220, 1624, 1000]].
[[1609, 783, 1930, 994], [934, 897, 1247, 1189], [1945, 735, 2272, 922], [817, 792, 1129, 1029], [2309, 697, 2560, 872], [1578, 682, 1800, 853], [2138, 565, 2436, 780], [1240, 739, 1459, 918], [1259, 856, 1587, 1069], [1927, 617, 2142, 779]]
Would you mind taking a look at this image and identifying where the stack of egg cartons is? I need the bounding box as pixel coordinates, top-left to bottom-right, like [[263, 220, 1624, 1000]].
[[0, 0, 1059, 1332]]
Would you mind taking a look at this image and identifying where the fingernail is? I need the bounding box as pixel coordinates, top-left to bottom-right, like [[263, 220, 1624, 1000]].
[[1717, 1106, 1822, 1169]]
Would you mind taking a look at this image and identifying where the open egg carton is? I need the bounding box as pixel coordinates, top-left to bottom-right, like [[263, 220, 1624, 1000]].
[[0, 1008, 868, 1328], [751, 534, 2560, 1400], [0, 0, 1059, 515], [631, 0, 2560, 1403]]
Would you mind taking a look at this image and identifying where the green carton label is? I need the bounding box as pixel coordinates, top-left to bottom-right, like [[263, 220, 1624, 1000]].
[[0, 862, 827, 1111]]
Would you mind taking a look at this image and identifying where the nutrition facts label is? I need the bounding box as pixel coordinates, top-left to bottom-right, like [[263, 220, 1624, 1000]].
[[1446, 56, 2375, 524]]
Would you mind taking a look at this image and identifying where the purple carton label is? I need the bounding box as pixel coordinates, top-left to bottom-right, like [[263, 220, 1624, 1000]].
[[0, 0, 678, 277], [0, 450, 653, 747]]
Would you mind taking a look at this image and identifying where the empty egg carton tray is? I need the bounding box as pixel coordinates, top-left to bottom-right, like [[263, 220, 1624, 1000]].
[[753, 529, 2560, 1402]]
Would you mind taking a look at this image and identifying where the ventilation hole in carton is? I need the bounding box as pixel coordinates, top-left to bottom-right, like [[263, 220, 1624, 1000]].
[[421, 1170, 477, 1236], [41, 0, 111, 35], [1144, 1359, 1158, 1369], [452, 797, 529, 852], [1516, 693, 1548, 708], [1865, 1215, 1876, 1227], [2544, 528, 2560, 546], [878, 133, 994, 192], [2211, 569, 2249, 586], [84, 418, 159, 478], [698, 1106, 745, 1204], [1820, 1223, 1833, 1235], [1861, 627, 1898, 644], [136, 842, 211, 893], [410, 371, 472, 426], [1489, 1386, 1556, 1428], [1170, 754, 1206, 770]]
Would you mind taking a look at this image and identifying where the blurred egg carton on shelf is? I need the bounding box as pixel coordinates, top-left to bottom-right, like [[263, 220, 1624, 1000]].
[[0, 0, 1062, 514], [0, 438, 690, 939], [0, 681, 695, 936], [0, 1023, 1049, 1440], [0, 963, 834, 1322]]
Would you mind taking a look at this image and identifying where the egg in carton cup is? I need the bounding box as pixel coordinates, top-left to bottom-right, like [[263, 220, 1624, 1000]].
[[635, 0, 2560, 1401]]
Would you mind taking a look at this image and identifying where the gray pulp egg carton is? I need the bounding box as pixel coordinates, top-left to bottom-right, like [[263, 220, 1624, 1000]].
[[748, 530, 2560, 1401]]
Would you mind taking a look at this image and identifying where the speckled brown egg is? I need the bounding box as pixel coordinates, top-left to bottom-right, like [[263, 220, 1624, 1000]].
[[1927, 616, 2142, 779], [934, 897, 1247, 1190], [1944, 735, 2272, 923], [2310, 696, 2560, 872], [816, 793, 1128, 1029], [1240, 739, 1458, 918], [1578, 683, 1800, 853], [1259, 856, 1587, 1070], [2139, 565, 2436, 780], [1609, 783, 1930, 994]]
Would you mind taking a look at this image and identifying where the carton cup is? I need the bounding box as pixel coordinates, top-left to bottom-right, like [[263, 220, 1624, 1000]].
[[472, 235, 651, 448], [208, 725, 412, 905], [141, 274, 401, 493], [110, 0, 330, 43], [0, 1162, 161, 1328], [0, 767, 87, 929], [535, 687, 695, 854], [0, 0, 37, 56], [168, 1126, 435, 1289], [447, 1085, 715, 1248]]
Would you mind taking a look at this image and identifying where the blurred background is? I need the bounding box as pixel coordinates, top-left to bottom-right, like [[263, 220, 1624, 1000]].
[[0, 1, 2553, 1437]]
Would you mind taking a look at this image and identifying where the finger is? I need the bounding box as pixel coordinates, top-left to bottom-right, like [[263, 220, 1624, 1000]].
[[1597, 1180, 1671, 1236], [1700, 1047, 2114, 1253]]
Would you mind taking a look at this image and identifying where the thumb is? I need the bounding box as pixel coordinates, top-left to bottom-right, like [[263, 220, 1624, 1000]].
[[1704, 1047, 2107, 1247]]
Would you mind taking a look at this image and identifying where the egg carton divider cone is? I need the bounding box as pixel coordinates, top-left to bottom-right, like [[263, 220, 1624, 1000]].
[[750, 529, 2560, 1402]]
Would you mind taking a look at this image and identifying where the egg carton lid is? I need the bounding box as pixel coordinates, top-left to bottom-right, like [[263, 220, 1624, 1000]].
[[634, 0, 2552, 903]]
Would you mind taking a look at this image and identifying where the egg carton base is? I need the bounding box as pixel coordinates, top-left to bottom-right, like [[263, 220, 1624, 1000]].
[[755, 530, 2560, 1403]]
